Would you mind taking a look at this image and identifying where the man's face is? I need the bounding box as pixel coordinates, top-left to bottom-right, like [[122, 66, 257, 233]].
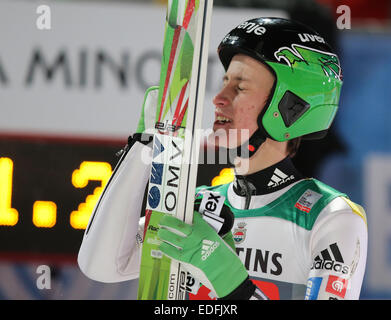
[[211, 54, 275, 148]]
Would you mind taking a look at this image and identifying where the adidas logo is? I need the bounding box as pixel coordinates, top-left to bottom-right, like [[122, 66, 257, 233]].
[[267, 168, 294, 188], [201, 239, 220, 261], [311, 243, 351, 275]]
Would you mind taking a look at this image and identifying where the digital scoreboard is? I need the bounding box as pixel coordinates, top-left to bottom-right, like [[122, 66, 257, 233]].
[[0, 136, 123, 260]]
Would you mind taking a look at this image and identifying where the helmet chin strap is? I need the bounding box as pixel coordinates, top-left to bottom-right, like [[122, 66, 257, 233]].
[[227, 128, 266, 165]]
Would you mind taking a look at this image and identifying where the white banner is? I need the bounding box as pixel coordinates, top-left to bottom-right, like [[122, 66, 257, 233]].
[[0, 0, 287, 140]]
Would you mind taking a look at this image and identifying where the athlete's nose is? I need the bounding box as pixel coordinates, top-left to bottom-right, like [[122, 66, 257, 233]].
[[213, 87, 230, 109]]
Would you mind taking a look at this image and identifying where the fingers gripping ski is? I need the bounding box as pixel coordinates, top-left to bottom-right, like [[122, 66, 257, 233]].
[[158, 212, 249, 298]]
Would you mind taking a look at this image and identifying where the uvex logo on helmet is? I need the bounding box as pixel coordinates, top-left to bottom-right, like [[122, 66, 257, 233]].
[[236, 21, 266, 36]]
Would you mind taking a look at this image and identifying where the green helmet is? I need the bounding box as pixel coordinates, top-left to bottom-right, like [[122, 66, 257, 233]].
[[218, 17, 343, 144]]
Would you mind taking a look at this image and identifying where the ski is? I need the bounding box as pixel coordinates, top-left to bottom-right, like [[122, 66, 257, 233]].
[[137, 0, 213, 300]]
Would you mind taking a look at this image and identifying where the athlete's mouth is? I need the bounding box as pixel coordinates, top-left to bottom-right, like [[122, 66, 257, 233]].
[[214, 115, 232, 125]]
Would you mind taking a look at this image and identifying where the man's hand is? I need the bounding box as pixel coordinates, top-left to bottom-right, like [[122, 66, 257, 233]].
[[122, 86, 158, 153], [158, 211, 250, 298], [136, 86, 159, 134]]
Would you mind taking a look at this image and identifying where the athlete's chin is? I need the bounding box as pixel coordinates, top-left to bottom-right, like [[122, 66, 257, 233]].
[[208, 127, 240, 149], [213, 122, 231, 133], [210, 126, 253, 149]]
